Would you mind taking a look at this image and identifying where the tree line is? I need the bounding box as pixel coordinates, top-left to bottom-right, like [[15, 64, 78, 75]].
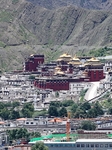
[[7, 128, 41, 144], [0, 102, 34, 120], [48, 100, 104, 118], [1, 97, 112, 120]]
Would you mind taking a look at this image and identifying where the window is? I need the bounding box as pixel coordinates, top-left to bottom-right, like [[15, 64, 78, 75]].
[[77, 144, 80, 147], [109, 144, 112, 147], [91, 144, 94, 147], [31, 122, 33, 124], [105, 144, 108, 148], [81, 144, 85, 147], [26, 122, 29, 124], [86, 144, 89, 147], [95, 144, 99, 148], [100, 144, 103, 148]]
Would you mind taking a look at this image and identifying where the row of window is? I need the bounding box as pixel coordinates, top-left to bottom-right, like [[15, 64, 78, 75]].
[[46, 143, 112, 148], [46, 144, 75, 147], [76, 143, 112, 148], [26, 121, 47, 125], [98, 122, 112, 127]]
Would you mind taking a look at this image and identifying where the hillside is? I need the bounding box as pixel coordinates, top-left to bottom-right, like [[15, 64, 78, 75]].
[[27, 0, 112, 10], [0, 0, 112, 71]]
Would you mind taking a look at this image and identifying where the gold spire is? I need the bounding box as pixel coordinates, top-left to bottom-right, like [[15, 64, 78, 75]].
[[54, 66, 65, 75], [72, 55, 80, 61], [56, 71, 65, 75], [88, 57, 100, 62], [55, 66, 61, 71], [56, 53, 71, 62], [68, 55, 82, 65], [60, 53, 71, 58], [84, 57, 101, 66]]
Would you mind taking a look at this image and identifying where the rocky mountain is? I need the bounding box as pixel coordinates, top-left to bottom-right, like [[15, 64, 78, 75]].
[[0, 0, 112, 71], [27, 0, 112, 10]]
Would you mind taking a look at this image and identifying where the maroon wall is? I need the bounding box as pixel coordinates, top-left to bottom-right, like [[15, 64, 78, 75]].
[[34, 80, 69, 91], [88, 70, 104, 82], [24, 55, 44, 72]]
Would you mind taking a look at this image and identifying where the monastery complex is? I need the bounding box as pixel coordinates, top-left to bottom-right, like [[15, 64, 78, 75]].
[[24, 53, 105, 91]]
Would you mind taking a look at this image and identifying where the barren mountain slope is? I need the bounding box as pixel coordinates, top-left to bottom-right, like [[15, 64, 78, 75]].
[[27, 0, 112, 10], [0, 0, 112, 71], [16, 2, 112, 47], [0, 0, 112, 47]]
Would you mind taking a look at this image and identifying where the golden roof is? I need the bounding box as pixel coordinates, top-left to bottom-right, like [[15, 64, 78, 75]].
[[54, 70, 65, 75], [84, 57, 101, 66], [68, 61, 82, 65], [87, 57, 100, 62], [56, 58, 63, 61], [72, 55, 80, 61], [68, 55, 82, 65], [57, 71, 65, 75], [55, 66, 61, 70], [60, 53, 71, 58], [54, 66, 64, 75]]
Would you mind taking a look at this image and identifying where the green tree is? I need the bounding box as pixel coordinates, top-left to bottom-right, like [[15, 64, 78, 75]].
[[62, 100, 74, 107], [21, 109, 32, 118], [12, 101, 20, 108], [7, 129, 18, 140], [32, 142, 49, 150], [0, 102, 5, 109], [50, 101, 62, 107], [30, 132, 41, 138], [4, 102, 12, 107], [87, 108, 97, 118], [10, 110, 20, 120], [108, 107, 112, 115], [71, 103, 78, 114], [81, 120, 96, 130], [0, 108, 10, 120], [74, 108, 86, 118], [16, 128, 29, 139], [48, 106, 58, 117], [7, 128, 30, 140], [59, 107, 67, 117], [93, 102, 104, 116], [21, 103, 34, 118], [80, 102, 91, 111]]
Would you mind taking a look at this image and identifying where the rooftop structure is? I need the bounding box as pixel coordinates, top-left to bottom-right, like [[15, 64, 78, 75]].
[[68, 55, 82, 66]]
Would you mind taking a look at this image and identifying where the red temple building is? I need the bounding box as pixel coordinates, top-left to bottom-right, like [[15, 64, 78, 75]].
[[24, 54, 44, 72], [84, 57, 105, 82], [24, 53, 105, 91], [56, 53, 71, 71], [34, 77, 69, 91]]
